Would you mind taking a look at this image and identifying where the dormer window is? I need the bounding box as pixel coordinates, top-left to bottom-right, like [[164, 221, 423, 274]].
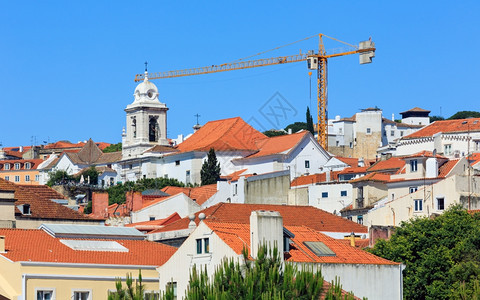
[[14, 163, 20, 170], [19, 204, 31, 215], [4, 164, 10, 170], [25, 162, 31, 170], [283, 227, 295, 252], [410, 160, 418, 172]]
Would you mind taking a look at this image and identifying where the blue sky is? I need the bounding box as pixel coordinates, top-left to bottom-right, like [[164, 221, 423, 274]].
[[1, 1, 479, 147]]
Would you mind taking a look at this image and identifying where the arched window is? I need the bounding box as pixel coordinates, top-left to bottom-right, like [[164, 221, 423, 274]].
[[149, 117, 158, 142]]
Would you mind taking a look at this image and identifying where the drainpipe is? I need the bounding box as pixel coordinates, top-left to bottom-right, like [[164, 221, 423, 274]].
[[391, 207, 395, 226]]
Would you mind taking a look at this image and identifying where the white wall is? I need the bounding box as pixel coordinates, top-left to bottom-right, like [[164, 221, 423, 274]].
[[131, 193, 200, 223], [308, 183, 352, 215]]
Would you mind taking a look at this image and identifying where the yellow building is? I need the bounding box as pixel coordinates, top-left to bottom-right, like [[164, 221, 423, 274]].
[[0, 159, 43, 185], [0, 224, 176, 300]]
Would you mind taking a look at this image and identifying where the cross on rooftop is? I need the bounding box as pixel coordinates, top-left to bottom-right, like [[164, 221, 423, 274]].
[[194, 114, 201, 125], [144, 61, 148, 72]]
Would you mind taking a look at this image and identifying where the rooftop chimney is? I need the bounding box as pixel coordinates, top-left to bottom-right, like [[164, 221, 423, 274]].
[[250, 211, 283, 260]]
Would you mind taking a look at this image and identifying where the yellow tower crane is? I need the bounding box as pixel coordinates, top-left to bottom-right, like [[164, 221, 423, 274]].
[[134, 34, 375, 150]]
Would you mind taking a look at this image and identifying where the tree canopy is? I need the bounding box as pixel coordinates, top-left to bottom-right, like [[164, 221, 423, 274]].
[[103, 142, 122, 153], [368, 206, 480, 299], [306, 106, 315, 135], [448, 111, 480, 120], [263, 130, 287, 137], [285, 122, 307, 133], [200, 148, 221, 186]]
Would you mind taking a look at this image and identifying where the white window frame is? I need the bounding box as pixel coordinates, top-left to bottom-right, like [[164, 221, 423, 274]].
[[414, 199, 423, 212], [444, 144, 452, 156], [4, 164, 10, 170], [35, 287, 55, 300], [410, 160, 418, 172], [71, 289, 92, 300], [305, 160, 310, 169], [409, 186, 418, 193], [25, 175, 30, 182], [340, 190, 347, 197], [437, 197, 445, 211], [4, 176, 9, 181], [14, 175, 20, 182], [35, 174, 40, 181], [25, 162, 31, 169], [14, 163, 20, 170]]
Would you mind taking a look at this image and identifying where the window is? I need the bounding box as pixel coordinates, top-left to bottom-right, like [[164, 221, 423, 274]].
[[36, 289, 54, 300], [444, 144, 452, 155], [4, 164, 10, 170], [14, 176, 20, 182], [366, 128, 371, 134], [25, 175, 30, 182], [166, 282, 177, 300], [321, 192, 328, 198], [129, 164, 133, 169], [475, 140, 480, 151], [204, 238, 209, 253], [349, 142, 353, 148], [233, 183, 238, 196], [437, 197, 445, 210], [145, 291, 160, 300], [409, 187, 418, 193], [5, 176, 9, 181], [73, 290, 90, 300], [391, 130, 395, 136], [196, 239, 202, 254], [25, 162, 31, 169], [340, 190, 347, 197], [400, 131, 404, 137], [14, 163, 20, 170], [357, 215, 363, 225], [149, 216, 155, 221], [414, 199, 423, 212], [35, 174, 40, 181], [305, 160, 310, 168], [175, 160, 180, 166], [410, 160, 418, 172]]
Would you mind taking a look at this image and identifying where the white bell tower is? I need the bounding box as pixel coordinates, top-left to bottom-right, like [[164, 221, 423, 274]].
[[122, 67, 168, 159]]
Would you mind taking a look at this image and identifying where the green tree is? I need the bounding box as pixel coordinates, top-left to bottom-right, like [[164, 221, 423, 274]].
[[306, 106, 314, 135], [106, 178, 185, 205], [46, 170, 75, 187], [200, 148, 221, 186], [185, 245, 359, 300], [448, 111, 480, 120], [108, 270, 175, 300], [103, 142, 122, 153], [368, 206, 480, 299], [263, 130, 287, 137], [78, 166, 99, 185], [430, 115, 445, 122], [285, 122, 307, 133]]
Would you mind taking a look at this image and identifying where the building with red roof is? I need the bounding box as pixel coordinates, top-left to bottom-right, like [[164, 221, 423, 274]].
[[157, 210, 403, 300], [0, 224, 176, 300], [396, 118, 480, 159]]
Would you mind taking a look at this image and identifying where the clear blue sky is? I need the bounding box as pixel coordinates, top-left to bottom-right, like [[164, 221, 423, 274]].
[[1, 1, 479, 147]]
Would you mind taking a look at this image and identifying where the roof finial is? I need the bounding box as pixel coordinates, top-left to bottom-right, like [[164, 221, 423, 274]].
[[194, 113, 201, 125], [144, 61, 149, 81]]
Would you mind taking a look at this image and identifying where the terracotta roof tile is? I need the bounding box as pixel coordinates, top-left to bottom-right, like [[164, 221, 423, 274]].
[[161, 184, 217, 206], [246, 131, 309, 159], [367, 157, 405, 172], [400, 107, 431, 114], [469, 153, 480, 166], [0, 228, 176, 266], [338, 166, 367, 175], [0, 159, 44, 171], [221, 169, 248, 182], [402, 150, 446, 159], [404, 118, 480, 139], [149, 203, 367, 234], [438, 159, 459, 177], [205, 221, 396, 265], [0, 178, 96, 221], [335, 157, 358, 167], [291, 172, 339, 187], [175, 117, 266, 152], [350, 172, 391, 183]]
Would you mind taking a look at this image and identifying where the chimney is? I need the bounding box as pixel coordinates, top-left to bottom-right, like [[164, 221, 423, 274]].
[[132, 192, 143, 212], [349, 232, 356, 247], [92, 192, 109, 217], [0, 236, 5, 253], [288, 128, 292, 135], [250, 211, 283, 260]]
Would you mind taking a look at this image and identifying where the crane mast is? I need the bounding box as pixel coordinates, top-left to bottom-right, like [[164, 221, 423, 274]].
[[135, 34, 375, 150]]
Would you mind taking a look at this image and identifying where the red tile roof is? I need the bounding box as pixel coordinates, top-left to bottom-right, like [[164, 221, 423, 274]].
[[149, 203, 367, 234], [291, 172, 339, 187], [44, 141, 85, 149], [0, 228, 176, 266], [350, 172, 391, 183], [335, 157, 358, 167], [400, 107, 431, 114], [402, 150, 446, 159], [367, 157, 405, 173], [0, 159, 44, 171], [246, 131, 309, 159], [221, 169, 248, 182], [175, 117, 266, 152], [468, 153, 480, 166], [438, 159, 459, 178], [205, 221, 396, 265], [404, 118, 480, 139], [0, 178, 96, 221], [338, 166, 367, 175], [161, 184, 218, 206]]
